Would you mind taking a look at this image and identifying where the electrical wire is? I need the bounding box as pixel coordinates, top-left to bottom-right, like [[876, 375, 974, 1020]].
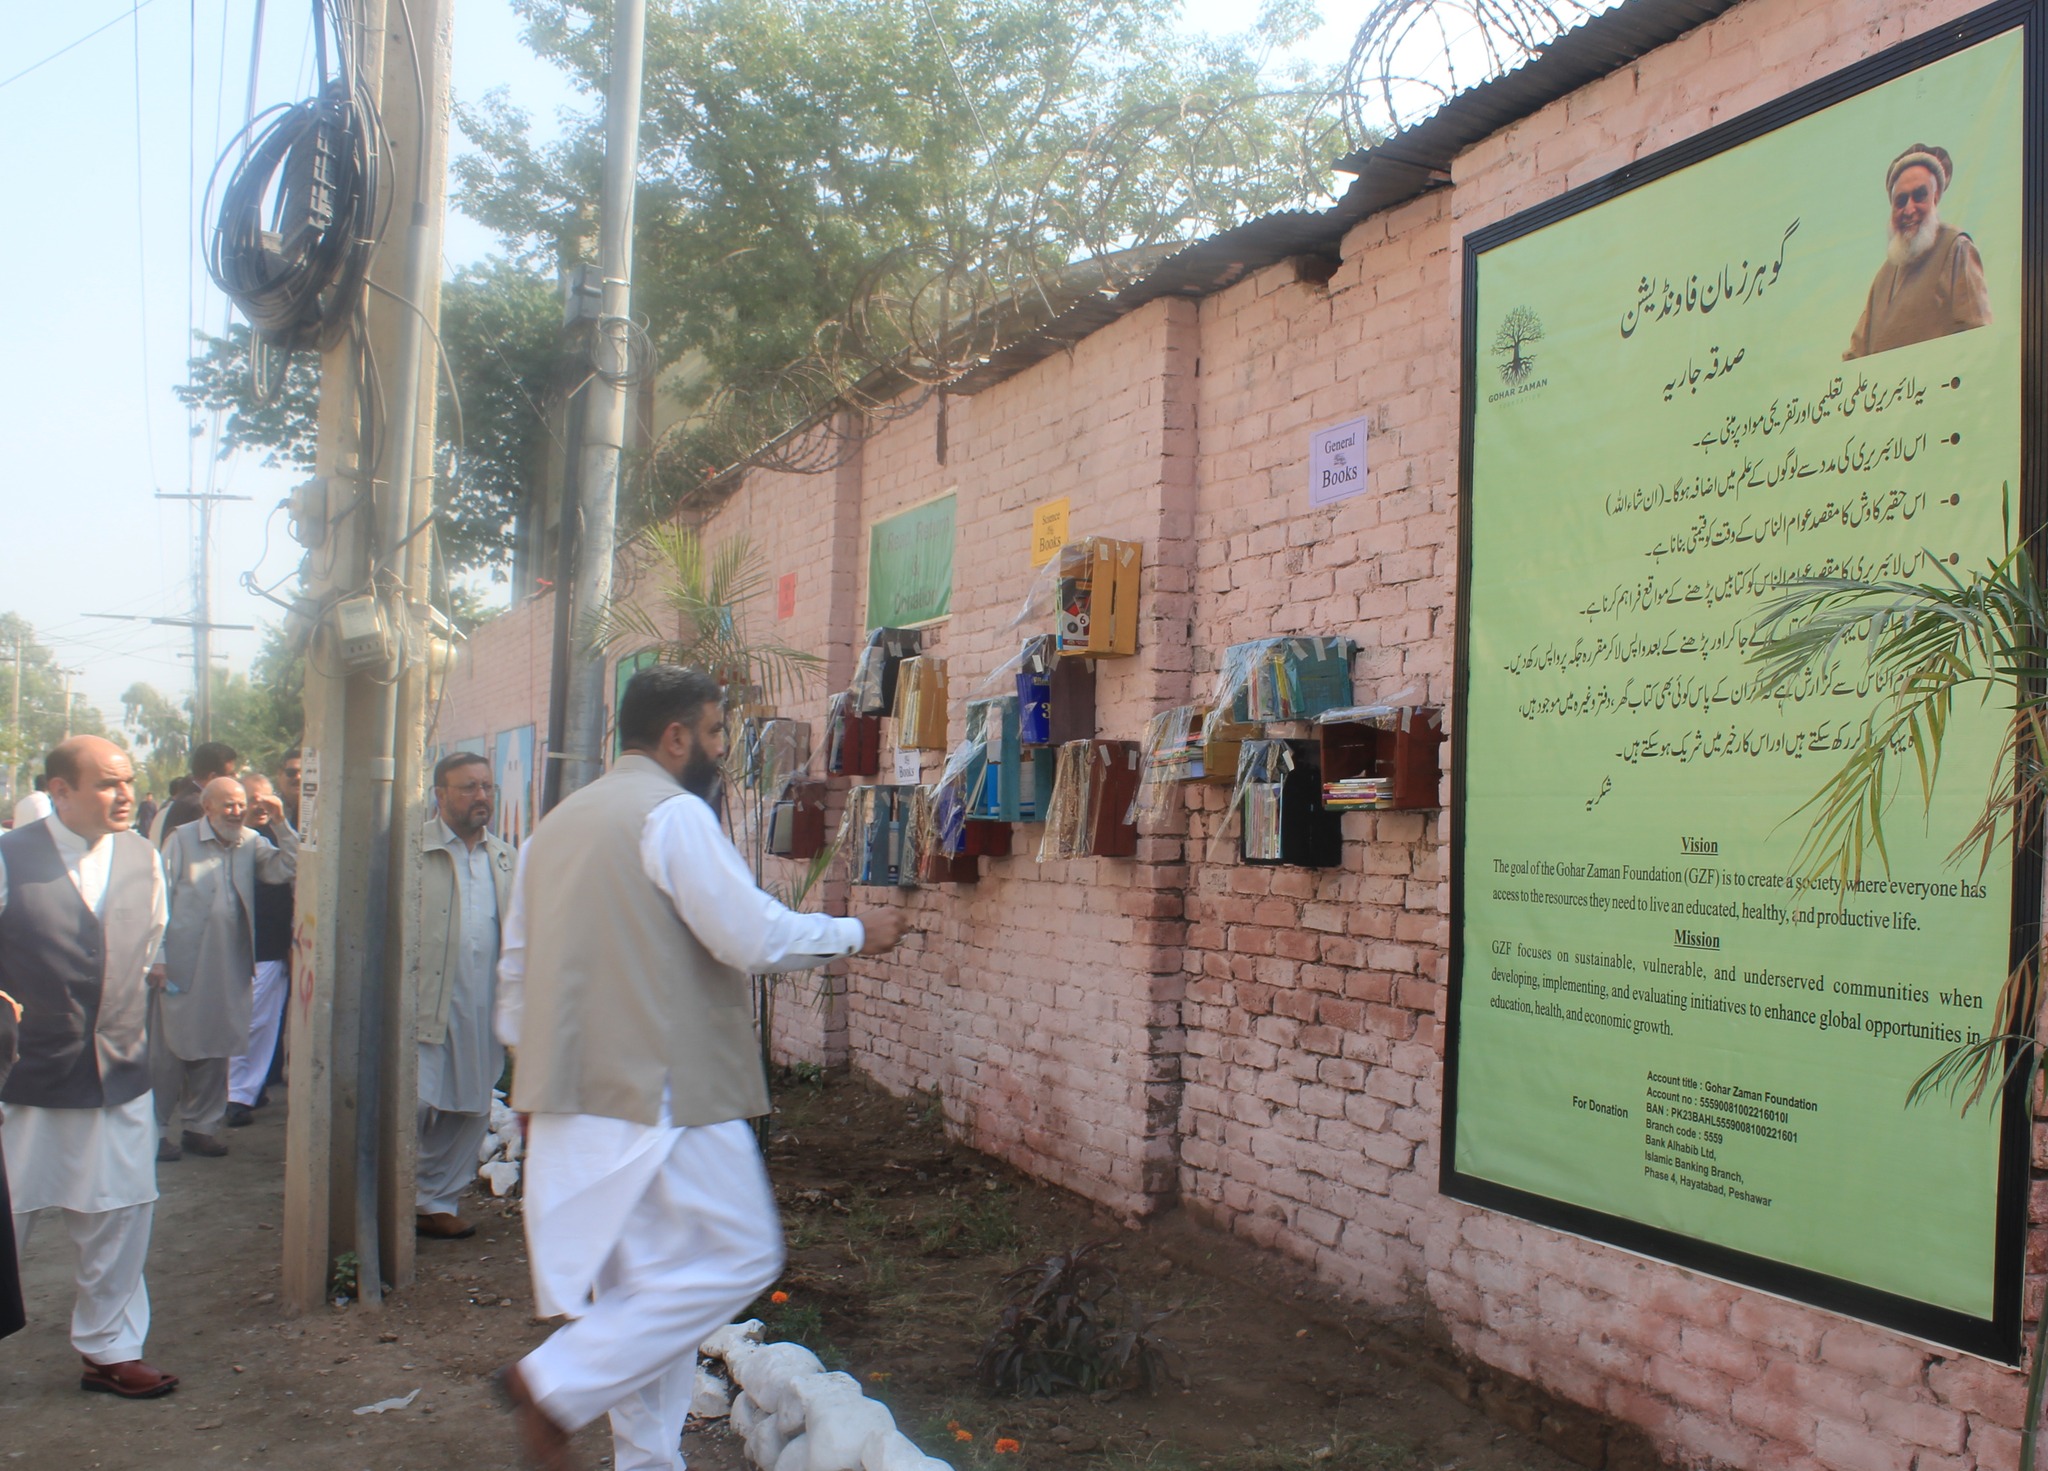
[[129, 4, 162, 486], [0, 0, 165, 92], [201, 0, 380, 400]]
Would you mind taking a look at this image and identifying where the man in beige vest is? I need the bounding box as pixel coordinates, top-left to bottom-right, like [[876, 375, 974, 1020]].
[[496, 666, 906, 1471], [414, 751, 515, 1239], [1845, 142, 1992, 360]]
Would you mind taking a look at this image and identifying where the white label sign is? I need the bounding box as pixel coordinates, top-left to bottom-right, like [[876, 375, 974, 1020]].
[[297, 749, 322, 853], [893, 749, 921, 783], [1308, 414, 1369, 506]]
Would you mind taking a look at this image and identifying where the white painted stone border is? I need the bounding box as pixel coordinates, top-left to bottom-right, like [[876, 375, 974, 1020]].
[[699, 1319, 955, 1471]]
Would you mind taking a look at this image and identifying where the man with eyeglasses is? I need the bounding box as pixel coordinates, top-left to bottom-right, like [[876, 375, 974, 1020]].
[[1846, 142, 1992, 360], [415, 751, 516, 1240]]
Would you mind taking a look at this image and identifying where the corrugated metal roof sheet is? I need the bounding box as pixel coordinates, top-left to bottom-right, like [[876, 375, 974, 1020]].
[[951, 0, 1740, 397]]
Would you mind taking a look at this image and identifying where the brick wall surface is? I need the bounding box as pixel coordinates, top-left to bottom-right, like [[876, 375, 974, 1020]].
[[441, 0, 2033, 1464]]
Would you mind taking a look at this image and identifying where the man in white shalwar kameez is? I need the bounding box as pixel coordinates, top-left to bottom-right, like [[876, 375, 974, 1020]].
[[1, 736, 179, 1397], [495, 666, 907, 1471], [415, 751, 515, 1238]]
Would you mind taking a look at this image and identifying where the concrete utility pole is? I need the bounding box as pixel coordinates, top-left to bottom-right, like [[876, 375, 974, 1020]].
[[97, 492, 252, 745], [283, 0, 454, 1312], [559, 0, 648, 802], [58, 669, 81, 740]]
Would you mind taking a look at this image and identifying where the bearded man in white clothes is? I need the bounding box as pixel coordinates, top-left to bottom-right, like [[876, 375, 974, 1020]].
[[495, 665, 908, 1471], [0, 735, 177, 1398], [151, 776, 297, 1160]]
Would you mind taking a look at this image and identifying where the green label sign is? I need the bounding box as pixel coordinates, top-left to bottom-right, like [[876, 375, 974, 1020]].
[[1452, 26, 2026, 1355], [866, 494, 956, 630]]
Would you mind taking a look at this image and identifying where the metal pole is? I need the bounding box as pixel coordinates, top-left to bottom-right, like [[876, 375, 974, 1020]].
[[560, 0, 647, 801], [541, 378, 586, 815], [195, 496, 213, 743]]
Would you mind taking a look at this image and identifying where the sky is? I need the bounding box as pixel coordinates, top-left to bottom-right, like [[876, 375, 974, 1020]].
[[0, 0, 1360, 731]]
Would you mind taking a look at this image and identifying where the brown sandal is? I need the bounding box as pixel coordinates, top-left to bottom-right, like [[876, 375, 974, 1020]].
[[80, 1357, 179, 1398]]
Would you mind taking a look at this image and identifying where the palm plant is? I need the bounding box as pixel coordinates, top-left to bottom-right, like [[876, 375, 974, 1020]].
[[593, 523, 823, 706], [1749, 490, 2048, 1459], [1749, 493, 2045, 1111]]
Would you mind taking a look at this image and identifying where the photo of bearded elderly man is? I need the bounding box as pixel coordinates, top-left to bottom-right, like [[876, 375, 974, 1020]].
[[1845, 142, 1993, 359]]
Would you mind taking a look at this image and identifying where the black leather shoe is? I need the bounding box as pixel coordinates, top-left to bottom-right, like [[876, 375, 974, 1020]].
[[223, 1102, 254, 1128], [181, 1131, 229, 1158], [156, 1138, 182, 1163]]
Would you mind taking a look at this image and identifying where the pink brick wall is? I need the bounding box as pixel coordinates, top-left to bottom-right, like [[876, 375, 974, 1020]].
[[446, 0, 2036, 1463]]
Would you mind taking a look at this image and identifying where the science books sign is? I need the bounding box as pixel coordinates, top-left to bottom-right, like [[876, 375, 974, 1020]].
[[1449, 11, 2033, 1358]]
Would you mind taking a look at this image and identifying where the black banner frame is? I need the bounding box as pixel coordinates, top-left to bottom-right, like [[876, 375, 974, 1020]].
[[1445, 0, 2045, 1363]]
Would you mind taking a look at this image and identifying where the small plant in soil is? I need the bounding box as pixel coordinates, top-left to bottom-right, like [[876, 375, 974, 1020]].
[[976, 1242, 1176, 1397], [919, 1189, 1023, 1256], [329, 1251, 359, 1302]]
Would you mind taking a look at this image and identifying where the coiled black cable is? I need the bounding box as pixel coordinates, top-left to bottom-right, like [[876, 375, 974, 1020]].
[[202, 0, 380, 401]]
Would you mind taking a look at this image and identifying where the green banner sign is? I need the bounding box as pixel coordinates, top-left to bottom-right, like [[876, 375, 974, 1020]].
[[866, 494, 956, 630], [1452, 23, 2028, 1356]]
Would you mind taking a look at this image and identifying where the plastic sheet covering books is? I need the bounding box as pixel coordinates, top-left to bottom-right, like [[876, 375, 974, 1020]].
[[1211, 637, 1357, 723], [1212, 739, 1294, 863], [852, 627, 923, 716], [743, 717, 812, 794], [1017, 636, 1057, 745], [1055, 538, 1142, 657], [825, 692, 880, 777], [892, 655, 949, 750], [1003, 537, 1143, 657], [1129, 706, 1203, 824], [844, 784, 917, 887], [1038, 740, 1140, 860]]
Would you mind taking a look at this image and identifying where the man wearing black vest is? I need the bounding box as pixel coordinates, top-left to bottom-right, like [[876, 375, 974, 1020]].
[[0, 736, 176, 1397]]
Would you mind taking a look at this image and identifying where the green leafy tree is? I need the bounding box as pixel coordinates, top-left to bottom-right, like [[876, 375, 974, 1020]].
[[209, 626, 307, 773], [455, 0, 1350, 502], [120, 683, 191, 797], [1, 614, 109, 800], [122, 624, 305, 791], [178, 259, 564, 580]]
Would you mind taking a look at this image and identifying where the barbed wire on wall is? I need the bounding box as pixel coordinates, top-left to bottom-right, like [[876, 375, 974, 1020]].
[[1338, 0, 1605, 138]]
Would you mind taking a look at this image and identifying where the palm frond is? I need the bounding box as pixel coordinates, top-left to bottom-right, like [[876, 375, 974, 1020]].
[[1748, 500, 2048, 893], [589, 524, 824, 702]]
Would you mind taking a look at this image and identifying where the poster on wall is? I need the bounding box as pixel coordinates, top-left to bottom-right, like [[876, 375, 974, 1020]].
[[493, 726, 536, 846], [866, 493, 956, 629], [614, 649, 661, 759], [1449, 14, 2032, 1359]]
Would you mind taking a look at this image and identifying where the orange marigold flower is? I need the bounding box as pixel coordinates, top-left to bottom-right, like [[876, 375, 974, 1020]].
[[954, 1429, 974, 1443], [994, 1439, 1022, 1454], [770, 1291, 790, 1304]]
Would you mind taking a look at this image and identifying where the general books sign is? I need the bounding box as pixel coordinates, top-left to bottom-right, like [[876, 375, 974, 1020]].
[[1448, 11, 2034, 1359]]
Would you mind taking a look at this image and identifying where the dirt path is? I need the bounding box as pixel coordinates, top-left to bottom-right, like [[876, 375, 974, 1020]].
[[2, 1078, 1583, 1471]]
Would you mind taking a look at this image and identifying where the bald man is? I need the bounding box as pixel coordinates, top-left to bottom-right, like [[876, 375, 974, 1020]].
[[152, 778, 297, 1160], [1, 737, 176, 1396]]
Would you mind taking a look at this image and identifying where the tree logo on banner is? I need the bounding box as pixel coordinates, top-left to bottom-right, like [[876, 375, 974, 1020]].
[[1492, 305, 1545, 384]]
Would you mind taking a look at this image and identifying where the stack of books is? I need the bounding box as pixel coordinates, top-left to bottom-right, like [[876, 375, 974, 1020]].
[[1323, 775, 1393, 810], [1243, 783, 1284, 861]]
